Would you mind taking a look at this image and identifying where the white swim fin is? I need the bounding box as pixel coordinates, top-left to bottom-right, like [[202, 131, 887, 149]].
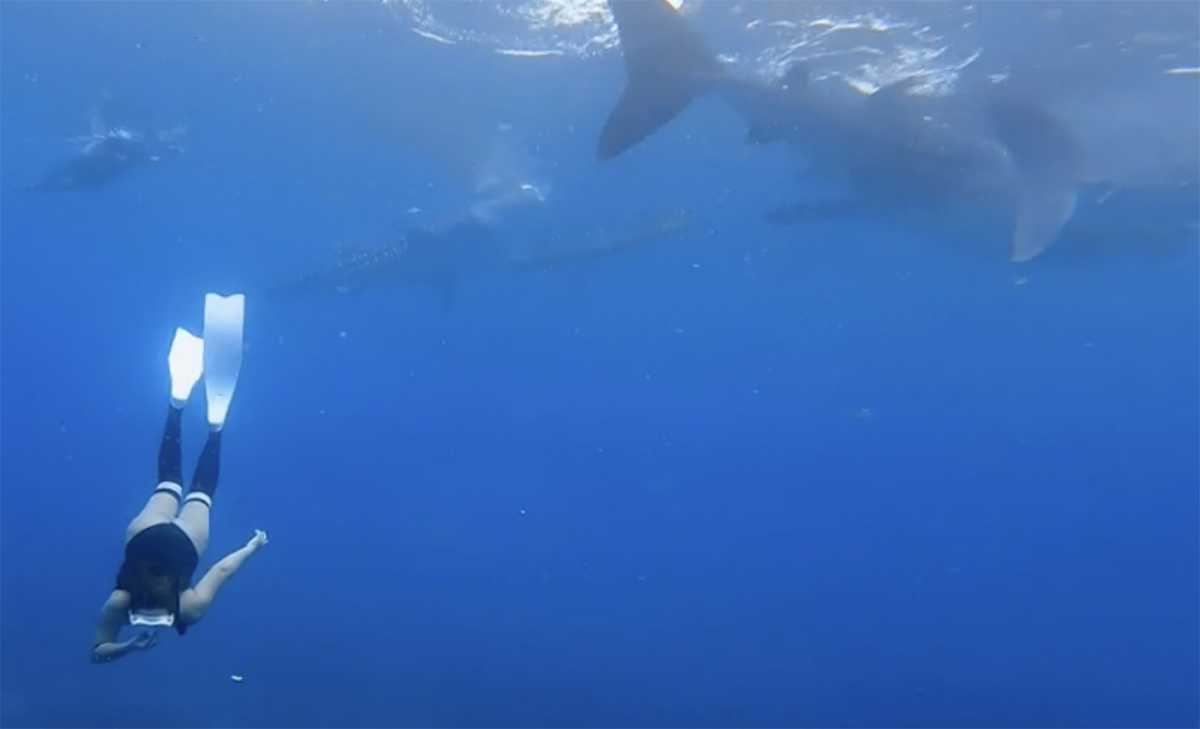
[[167, 328, 204, 406], [202, 293, 245, 429]]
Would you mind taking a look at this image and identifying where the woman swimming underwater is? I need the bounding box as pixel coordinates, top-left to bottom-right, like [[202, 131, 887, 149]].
[[91, 295, 267, 663]]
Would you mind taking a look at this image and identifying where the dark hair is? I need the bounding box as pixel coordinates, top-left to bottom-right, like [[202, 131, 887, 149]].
[[130, 561, 181, 615]]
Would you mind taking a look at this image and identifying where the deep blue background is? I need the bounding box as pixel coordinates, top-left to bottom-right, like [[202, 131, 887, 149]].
[[2, 2, 1197, 727]]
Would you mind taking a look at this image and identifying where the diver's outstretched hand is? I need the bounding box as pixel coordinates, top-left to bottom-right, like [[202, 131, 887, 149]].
[[132, 631, 158, 651], [246, 529, 269, 551]]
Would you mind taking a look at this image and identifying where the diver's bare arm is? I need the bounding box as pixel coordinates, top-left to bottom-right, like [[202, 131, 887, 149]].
[[180, 530, 268, 623], [91, 591, 138, 663], [93, 635, 152, 663]]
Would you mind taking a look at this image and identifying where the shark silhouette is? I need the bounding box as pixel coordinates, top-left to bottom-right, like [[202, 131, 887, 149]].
[[273, 190, 689, 312], [596, 0, 1085, 262], [26, 124, 186, 193]]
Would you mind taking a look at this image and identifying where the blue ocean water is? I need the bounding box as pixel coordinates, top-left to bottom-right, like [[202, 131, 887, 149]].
[[1, 2, 1197, 727]]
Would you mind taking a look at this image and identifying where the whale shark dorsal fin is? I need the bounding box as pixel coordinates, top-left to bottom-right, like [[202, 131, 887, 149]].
[[597, 0, 719, 159], [1012, 184, 1077, 262]]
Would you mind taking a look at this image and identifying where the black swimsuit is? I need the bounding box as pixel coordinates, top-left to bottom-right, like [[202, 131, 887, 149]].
[[115, 523, 200, 634]]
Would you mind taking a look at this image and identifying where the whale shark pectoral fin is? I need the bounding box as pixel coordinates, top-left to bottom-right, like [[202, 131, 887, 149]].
[[1011, 183, 1077, 263], [597, 0, 719, 160]]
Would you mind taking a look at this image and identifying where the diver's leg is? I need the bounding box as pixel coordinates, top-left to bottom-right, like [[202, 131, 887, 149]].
[[126, 404, 184, 542], [175, 428, 220, 556]]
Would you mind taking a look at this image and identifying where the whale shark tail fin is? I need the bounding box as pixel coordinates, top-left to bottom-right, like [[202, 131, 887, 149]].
[[597, 0, 720, 160], [989, 97, 1082, 262]]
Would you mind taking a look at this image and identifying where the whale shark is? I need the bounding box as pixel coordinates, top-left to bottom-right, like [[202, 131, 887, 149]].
[[596, 0, 1087, 262], [273, 183, 689, 312], [25, 118, 186, 193]]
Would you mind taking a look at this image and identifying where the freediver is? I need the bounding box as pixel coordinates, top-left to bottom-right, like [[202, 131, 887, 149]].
[[91, 294, 267, 663]]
